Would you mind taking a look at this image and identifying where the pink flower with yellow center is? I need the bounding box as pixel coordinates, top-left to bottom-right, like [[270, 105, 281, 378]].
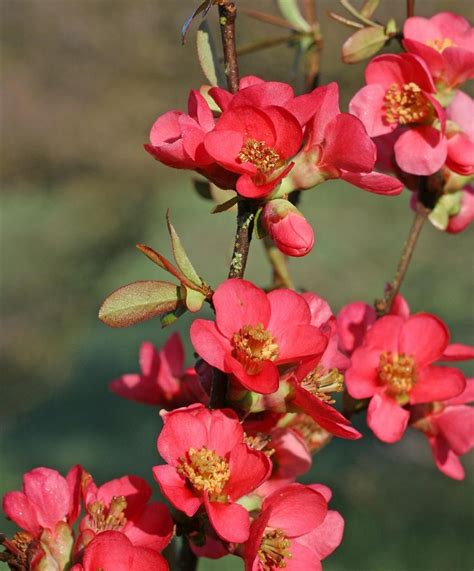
[[190, 279, 328, 395], [403, 12, 474, 90], [152, 404, 272, 544], [350, 53, 448, 176], [345, 313, 466, 443]]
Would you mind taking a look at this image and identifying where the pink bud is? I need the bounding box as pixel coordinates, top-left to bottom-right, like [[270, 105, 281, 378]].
[[262, 199, 314, 257]]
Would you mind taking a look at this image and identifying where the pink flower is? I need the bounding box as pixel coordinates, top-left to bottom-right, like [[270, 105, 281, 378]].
[[445, 91, 474, 176], [446, 186, 474, 233], [3, 466, 81, 538], [261, 199, 314, 257], [109, 333, 208, 408], [152, 404, 271, 543], [77, 472, 173, 553], [244, 483, 343, 571], [403, 12, 474, 91], [350, 53, 448, 175], [411, 379, 474, 480], [284, 82, 403, 196], [345, 313, 466, 443], [190, 279, 327, 394], [71, 530, 169, 571]]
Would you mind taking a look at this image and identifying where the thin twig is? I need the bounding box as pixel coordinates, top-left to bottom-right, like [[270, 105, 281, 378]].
[[263, 237, 295, 290], [228, 201, 257, 279], [375, 205, 427, 316], [303, 0, 321, 91], [218, 1, 239, 93], [327, 10, 364, 29], [234, 33, 304, 57], [241, 8, 301, 32], [406, 0, 415, 18]]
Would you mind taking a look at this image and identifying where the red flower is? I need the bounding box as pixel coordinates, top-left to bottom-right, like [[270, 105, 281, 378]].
[[411, 379, 474, 480], [244, 484, 343, 571], [77, 472, 173, 553], [109, 333, 207, 408], [152, 404, 271, 543], [261, 199, 314, 257], [350, 53, 447, 175], [445, 91, 474, 177], [403, 12, 474, 91], [345, 313, 466, 443], [190, 279, 327, 394], [71, 531, 169, 571]]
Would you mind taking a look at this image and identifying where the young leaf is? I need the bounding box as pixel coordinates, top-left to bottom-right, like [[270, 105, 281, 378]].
[[99, 281, 182, 328], [196, 20, 225, 87], [360, 0, 380, 18], [181, 0, 213, 44], [136, 243, 198, 290], [342, 26, 388, 64], [166, 212, 203, 287], [160, 304, 188, 328], [185, 286, 207, 313], [276, 0, 310, 32]]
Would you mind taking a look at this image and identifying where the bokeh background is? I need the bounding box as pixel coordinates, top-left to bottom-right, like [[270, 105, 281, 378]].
[[1, 1, 473, 569]]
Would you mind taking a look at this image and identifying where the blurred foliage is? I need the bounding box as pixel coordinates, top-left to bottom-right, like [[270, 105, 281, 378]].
[[0, 1, 473, 570]]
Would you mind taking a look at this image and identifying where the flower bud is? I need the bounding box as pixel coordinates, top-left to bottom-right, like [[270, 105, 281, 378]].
[[262, 199, 314, 257]]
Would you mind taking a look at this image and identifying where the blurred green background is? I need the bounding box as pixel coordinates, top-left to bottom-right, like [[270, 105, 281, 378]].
[[1, 1, 473, 569]]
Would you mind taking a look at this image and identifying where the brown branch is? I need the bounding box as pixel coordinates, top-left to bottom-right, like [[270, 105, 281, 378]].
[[406, 0, 415, 18], [303, 1, 322, 98], [235, 33, 304, 57], [241, 8, 301, 32], [375, 204, 428, 316], [218, 1, 240, 93], [228, 201, 257, 279]]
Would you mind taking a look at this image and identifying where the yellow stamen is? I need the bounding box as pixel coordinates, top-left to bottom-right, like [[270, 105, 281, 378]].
[[301, 367, 344, 404], [426, 37, 455, 53], [232, 323, 279, 375], [238, 139, 281, 173], [285, 414, 332, 453], [258, 528, 292, 570], [244, 432, 275, 456], [177, 447, 230, 498], [384, 82, 433, 125], [88, 495, 127, 532], [378, 351, 417, 400]]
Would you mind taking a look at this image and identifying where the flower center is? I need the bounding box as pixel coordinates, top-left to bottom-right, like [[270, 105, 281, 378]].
[[384, 82, 433, 125], [287, 413, 332, 453], [88, 496, 127, 532], [238, 139, 281, 173], [378, 351, 417, 400], [426, 37, 455, 53], [301, 367, 344, 404], [177, 447, 230, 497], [244, 432, 275, 456], [258, 528, 292, 570], [232, 324, 279, 374]]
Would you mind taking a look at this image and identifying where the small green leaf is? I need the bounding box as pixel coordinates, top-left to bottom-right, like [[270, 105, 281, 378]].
[[276, 0, 310, 32], [211, 196, 239, 214], [196, 20, 226, 87], [428, 201, 449, 230], [185, 287, 207, 313], [99, 281, 182, 328], [166, 212, 203, 287], [160, 304, 188, 328], [342, 26, 388, 64], [360, 0, 380, 18]]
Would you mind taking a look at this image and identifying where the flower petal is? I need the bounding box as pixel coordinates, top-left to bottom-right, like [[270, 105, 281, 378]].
[[152, 465, 201, 517], [409, 366, 465, 404], [400, 313, 449, 367], [205, 498, 250, 543], [367, 392, 410, 443], [394, 126, 448, 176]]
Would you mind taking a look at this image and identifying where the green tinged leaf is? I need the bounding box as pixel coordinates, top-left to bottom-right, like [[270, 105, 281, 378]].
[[428, 201, 449, 230], [99, 281, 182, 328], [360, 0, 380, 18], [160, 304, 188, 328], [196, 20, 225, 87], [185, 287, 207, 313], [136, 243, 194, 287], [276, 0, 310, 32], [166, 212, 202, 287], [342, 26, 388, 64]]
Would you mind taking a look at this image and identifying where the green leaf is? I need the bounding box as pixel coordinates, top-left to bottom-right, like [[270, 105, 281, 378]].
[[185, 287, 207, 313], [196, 20, 226, 87], [160, 304, 188, 328], [428, 201, 449, 230], [276, 0, 310, 32], [360, 0, 380, 18], [181, 0, 213, 44], [99, 281, 182, 328], [342, 26, 388, 64], [166, 212, 203, 287]]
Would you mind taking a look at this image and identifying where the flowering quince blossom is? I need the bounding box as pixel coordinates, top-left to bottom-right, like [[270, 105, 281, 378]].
[[403, 12, 474, 92], [109, 332, 208, 407], [244, 483, 343, 571], [411, 378, 474, 480], [350, 53, 448, 176], [152, 404, 272, 543], [281, 82, 403, 196], [70, 530, 169, 571], [445, 90, 474, 177], [345, 313, 467, 443], [261, 199, 314, 257], [77, 472, 174, 553], [190, 279, 327, 394]]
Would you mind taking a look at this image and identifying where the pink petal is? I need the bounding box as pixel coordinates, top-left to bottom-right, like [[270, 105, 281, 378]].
[[205, 498, 250, 543], [367, 392, 410, 443], [364, 314, 404, 352], [157, 408, 208, 464], [109, 373, 163, 406], [284, 542, 323, 571], [400, 313, 449, 367], [66, 464, 83, 525], [236, 162, 294, 199], [205, 408, 244, 457], [340, 171, 403, 195], [345, 348, 380, 399], [188, 90, 214, 131], [262, 106, 303, 158], [152, 465, 201, 517], [82, 531, 135, 571], [229, 81, 294, 110], [225, 444, 271, 500], [394, 126, 448, 176], [277, 325, 327, 364], [2, 491, 41, 536], [365, 53, 435, 93], [403, 17, 442, 44], [302, 292, 332, 328], [139, 341, 160, 377], [446, 133, 474, 175], [441, 343, 474, 362], [337, 301, 376, 354], [435, 405, 474, 455], [124, 501, 174, 551], [323, 113, 376, 173], [225, 355, 280, 394], [348, 84, 391, 137], [215, 106, 276, 147], [304, 83, 341, 145], [214, 279, 271, 337], [204, 129, 254, 175], [402, 39, 444, 78], [190, 319, 231, 372], [271, 428, 311, 479], [389, 294, 411, 319], [98, 476, 151, 520], [209, 86, 233, 111], [428, 434, 465, 480], [267, 289, 311, 335], [298, 510, 344, 560], [447, 91, 474, 140], [443, 47, 474, 89], [409, 365, 465, 405], [444, 378, 474, 406]]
